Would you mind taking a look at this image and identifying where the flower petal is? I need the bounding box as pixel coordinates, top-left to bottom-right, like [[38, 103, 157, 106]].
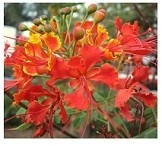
[[27, 100, 48, 125], [47, 58, 72, 86], [136, 93, 157, 108], [89, 63, 118, 89], [132, 65, 149, 83], [42, 32, 61, 52], [65, 86, 89, 110], [119, 104, 134, 122], [4, 78, 23, 91], [79, 45, 102, 70], [115, 88, 133, 108]]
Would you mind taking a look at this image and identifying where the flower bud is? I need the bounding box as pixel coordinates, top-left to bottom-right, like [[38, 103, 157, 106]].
[[36, 25, 44, 33], [94, 9, 106, 24], [33, 18, 41, 25], [87, 4, 97, 14], [41, 15, 48, 20], [73, 27, 85, 41], [63, 7, 71, 15], [18, 23, 28, 31], [59, 8, 64, 15], [98, 9, 106, 15], [44, 24, 53, 33], [17, 35, 28, 46], [71, 6, 77, 12]]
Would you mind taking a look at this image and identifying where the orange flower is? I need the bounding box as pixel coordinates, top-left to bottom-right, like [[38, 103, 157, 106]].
[[42, 32, 61, 52]]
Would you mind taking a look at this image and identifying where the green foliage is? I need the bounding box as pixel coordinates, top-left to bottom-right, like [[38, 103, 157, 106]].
[[135, 127, 157, 138]]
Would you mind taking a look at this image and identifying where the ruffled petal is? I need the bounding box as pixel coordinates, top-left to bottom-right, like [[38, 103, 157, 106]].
[[89, 64, 118, 89], [119, 104, 134, 122], [115, 88, 133, 108], [65, 86, 89, 110], [79, 45, 102, 70]]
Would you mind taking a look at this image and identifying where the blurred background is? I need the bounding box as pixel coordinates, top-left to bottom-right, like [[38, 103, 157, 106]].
[[4, 3, 157, 138]]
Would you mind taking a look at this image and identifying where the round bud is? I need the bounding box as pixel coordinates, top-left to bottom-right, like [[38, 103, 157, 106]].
[[33, 18, 41, 25], [36, 25, 44, 33], [63, 7, 71, 15], [41, 15, 48, 20], [94, 10, 106, 24], [73, 27, 85, 41], [71, 6, 77, 12], [98, 9, 106, 15], [59, 8, 64, 15], [44, 24, 53, 33], [87, 4, 97, 14], [17, 35, 28, 46], [18, 23, 28, 31]]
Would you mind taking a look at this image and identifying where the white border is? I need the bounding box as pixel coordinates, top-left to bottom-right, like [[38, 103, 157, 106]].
[[1, 0, 161, 146]]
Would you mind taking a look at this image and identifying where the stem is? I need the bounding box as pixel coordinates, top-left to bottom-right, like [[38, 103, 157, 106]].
[[49, 110, 54, 138], [53, 123, 78, 138], [81, 13, 89, 26], [81, 110, 90, 137], [71, 40, 76, 56], [64, 16, 70, 44], [4, 114, 26, 123], [132, 97, 144, 136]]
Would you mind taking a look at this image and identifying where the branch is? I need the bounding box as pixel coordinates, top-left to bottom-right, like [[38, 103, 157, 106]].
[[4, 90, 78, 138], [133, 4, 150, 27]]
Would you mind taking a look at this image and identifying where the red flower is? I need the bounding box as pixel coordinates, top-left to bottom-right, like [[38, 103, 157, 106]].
[[115, 65, 157, 121], [21, 85, 68, 127], [114, 17, 156, 56], [48, 45, 119, 110]]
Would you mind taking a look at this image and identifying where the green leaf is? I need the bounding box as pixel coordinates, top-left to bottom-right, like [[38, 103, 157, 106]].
[[73, 112, 86, 128], [6, 123, 32, 131], [16, 107, 26, 116], [135, 127, 157, 138]]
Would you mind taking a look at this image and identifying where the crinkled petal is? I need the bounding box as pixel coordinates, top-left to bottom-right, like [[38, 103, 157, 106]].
[[65, 86, 89, 110], [89, 64, 118, 89], [119, 104, 134, 122], [79, 45, 102, 70], [115, 88, 133, 107], [132, 65, 149, 83], [27, 100, 48, 125], [136, 93, 157, 108], [42, 32, 61, 52]]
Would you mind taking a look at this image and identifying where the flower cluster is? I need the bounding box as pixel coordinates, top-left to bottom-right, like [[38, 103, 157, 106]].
[[4, 4, 157, 138]]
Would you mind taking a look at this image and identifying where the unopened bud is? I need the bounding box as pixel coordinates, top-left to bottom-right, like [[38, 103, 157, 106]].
[[17, 36, 28, 46], [18, 23, 28, 31], [88, 4, 97, 14], [63, 7, 71, 15], [44, 24, 53, 33], [94, 9, 106, 24], [59, 8, 64, 15], [71, 6, 77, 12], [73, 27, 85, 41], [33, 18, 41, 25], [98, 9, 106, 15], [36, 25, 44, 33], [41, 15, 48, 20]]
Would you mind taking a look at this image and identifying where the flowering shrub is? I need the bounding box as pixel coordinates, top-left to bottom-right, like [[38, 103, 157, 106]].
[[4, 4, 157, 138]]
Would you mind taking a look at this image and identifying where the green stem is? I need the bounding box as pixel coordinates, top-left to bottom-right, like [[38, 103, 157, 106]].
[[81, 13, 89, 26], [132, 97, 144, 137]]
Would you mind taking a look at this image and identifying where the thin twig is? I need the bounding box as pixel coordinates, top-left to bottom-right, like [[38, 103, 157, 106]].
[[133, 4, 150, 28]]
